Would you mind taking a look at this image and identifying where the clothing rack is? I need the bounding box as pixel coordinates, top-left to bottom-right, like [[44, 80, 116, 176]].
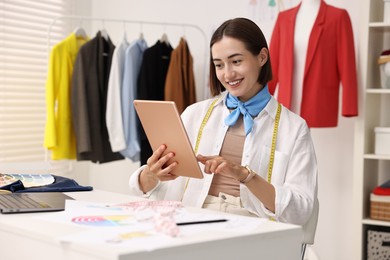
[[47, 15, 209, 93], [45, 15, 210, 164]]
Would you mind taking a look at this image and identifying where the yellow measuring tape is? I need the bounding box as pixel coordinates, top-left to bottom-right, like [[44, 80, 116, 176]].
[[194, 98, 220, 154], [182, 99, 281, 201], [181, 98, 220, 200], [267, 102, 281, 183]]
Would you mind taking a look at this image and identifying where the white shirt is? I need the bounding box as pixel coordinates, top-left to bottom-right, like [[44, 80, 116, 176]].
[[106, 35, 129, 152], [129, 91, 318, 225]]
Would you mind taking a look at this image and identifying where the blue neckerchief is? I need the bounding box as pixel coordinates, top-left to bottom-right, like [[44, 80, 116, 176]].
[[224, 85, 271, 136]]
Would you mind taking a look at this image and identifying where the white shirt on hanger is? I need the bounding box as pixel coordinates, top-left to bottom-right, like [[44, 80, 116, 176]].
[[106, 34, 129, 152]]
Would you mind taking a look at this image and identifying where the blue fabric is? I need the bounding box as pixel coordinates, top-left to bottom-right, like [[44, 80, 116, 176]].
[[120, 38, 148, 160], [1, 175, 93, 193], [380, 179, 390, 188], [224, 85, 271, 135]]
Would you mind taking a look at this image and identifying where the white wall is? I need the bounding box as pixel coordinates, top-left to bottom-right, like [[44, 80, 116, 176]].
[[70, 1, 361, 259]]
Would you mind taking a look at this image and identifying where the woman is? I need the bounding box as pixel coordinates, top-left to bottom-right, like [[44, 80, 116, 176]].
[[129, 17, 318, 225]]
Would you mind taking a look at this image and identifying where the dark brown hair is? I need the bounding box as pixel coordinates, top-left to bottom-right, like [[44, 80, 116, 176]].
[[209, 17, 272, 96]]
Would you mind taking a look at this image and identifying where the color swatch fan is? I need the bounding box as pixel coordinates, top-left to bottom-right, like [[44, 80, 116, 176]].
[[0, 173, 55, 188]]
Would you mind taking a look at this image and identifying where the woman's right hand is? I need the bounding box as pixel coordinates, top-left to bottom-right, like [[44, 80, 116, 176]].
[[139, 145, 178, 193], [144, 144, 179, 179]]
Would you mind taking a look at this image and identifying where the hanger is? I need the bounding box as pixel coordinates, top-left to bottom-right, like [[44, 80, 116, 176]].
[[101, 19, 109, 40], [160, 23, 170, 45], [139, 22, 144, 40], [73, 19, 87, 39], [181, 26, 187, 41], [122, 21, 128, 43], [73, 23, 87, 39], [160, 32, 169, 45], [100, 29, 108, 40]]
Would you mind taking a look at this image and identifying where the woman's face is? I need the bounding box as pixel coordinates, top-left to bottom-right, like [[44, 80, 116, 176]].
[[211, 36, 265, 102]]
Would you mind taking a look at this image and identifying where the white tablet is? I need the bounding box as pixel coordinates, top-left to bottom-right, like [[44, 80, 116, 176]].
[[133, 100, 204, 179]]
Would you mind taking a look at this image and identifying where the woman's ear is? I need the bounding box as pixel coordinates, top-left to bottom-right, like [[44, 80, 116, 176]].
[[259, 47, 268, 66]]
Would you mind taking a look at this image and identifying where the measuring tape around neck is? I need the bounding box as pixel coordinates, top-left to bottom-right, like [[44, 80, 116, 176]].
[[267, 102, 281, 183], [181, 98, 219, 201], [194, 98, 220, 154]]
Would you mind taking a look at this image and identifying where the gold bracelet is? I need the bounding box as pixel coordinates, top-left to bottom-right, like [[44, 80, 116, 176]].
[[240, 165, 257, 184]]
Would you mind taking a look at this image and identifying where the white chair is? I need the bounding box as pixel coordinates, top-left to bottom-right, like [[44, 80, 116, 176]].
[[301, 198, 319, 260]]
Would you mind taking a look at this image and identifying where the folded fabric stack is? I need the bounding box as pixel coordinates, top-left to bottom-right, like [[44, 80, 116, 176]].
[[371, 180, 390, 221]]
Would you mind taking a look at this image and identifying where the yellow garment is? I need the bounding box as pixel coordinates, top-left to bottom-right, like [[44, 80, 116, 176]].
[[44, 33, 89, 160]]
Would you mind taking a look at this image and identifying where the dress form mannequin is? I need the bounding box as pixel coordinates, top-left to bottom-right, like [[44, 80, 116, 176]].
[[292, 0, 321, 114], [269, 0, 358, 127]]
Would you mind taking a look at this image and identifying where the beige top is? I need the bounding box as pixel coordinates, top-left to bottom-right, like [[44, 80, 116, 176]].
[[208, 115, 245, 197]]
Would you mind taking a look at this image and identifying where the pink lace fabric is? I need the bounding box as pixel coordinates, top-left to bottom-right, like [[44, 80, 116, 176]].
[[114, 200, 182, 237]]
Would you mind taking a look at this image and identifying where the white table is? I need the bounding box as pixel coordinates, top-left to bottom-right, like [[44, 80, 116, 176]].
[[0, 190, 302, 260]]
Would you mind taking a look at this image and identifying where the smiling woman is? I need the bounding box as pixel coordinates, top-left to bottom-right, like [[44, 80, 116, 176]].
[[129, 17, 318, 232]]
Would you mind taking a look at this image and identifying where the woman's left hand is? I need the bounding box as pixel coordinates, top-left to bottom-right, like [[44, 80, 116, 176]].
[[196, 154, 246, 181]]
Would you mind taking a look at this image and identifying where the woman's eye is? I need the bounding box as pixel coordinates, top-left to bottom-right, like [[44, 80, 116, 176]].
[[214, 63, 223, 69], [232, 60, 242, 65]]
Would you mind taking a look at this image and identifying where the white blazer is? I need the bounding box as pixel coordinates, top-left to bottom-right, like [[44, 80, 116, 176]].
[[129, 91, 318, 225]]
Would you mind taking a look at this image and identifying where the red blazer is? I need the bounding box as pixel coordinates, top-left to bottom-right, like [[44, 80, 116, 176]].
[[269, 0, 358, 127]]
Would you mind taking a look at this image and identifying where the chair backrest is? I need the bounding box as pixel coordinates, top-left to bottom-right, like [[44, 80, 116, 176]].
[[302, 198, 319, 245]]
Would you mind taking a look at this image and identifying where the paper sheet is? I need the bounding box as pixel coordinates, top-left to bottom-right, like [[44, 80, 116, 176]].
[[38, 200, 267, 248]]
